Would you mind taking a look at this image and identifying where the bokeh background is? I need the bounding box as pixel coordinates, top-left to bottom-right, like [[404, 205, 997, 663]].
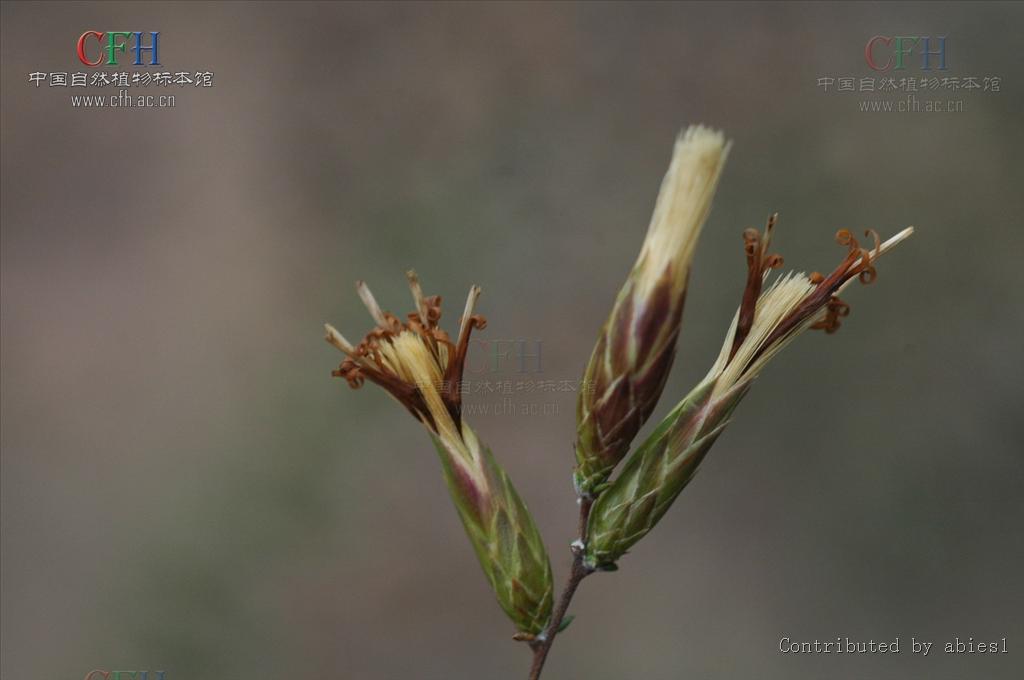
[[2, 2, 1022, 678]]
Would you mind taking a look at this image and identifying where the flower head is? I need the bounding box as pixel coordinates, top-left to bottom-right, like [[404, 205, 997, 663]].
[[324, 274, 553, 636], [326, 271, 485, 444], [706, 220, 915, 398]]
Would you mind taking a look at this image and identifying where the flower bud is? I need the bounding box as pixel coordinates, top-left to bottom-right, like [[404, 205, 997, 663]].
[[575, 126, 731, 497]]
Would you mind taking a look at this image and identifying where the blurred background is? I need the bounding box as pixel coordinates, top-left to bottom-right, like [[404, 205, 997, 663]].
[[2, 2, 1022, 678]]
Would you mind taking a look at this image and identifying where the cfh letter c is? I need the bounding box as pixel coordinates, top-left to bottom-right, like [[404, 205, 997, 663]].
[[77, 31, 104, 67], [865, 35, 892, 71]]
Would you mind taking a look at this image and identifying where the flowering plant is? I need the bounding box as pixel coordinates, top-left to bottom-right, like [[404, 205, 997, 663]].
[[324, 126, 913, 678]]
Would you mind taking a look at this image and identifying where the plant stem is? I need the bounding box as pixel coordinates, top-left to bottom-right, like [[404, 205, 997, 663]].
[[527, 497, 594, 680]]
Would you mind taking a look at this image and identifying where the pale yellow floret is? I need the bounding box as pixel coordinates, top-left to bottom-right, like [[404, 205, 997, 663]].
[[458, 285, 482, 342], [377, 331, 465, 456], [708, 274, 817, 397], [405, 270, 429, 324], [356, 280, 388, 326], [634, 125, 731, 301], [324, 323, 355, 354]]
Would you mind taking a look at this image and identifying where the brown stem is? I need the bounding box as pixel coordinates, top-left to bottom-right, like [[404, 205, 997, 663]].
[[527, 498, 594, 680]]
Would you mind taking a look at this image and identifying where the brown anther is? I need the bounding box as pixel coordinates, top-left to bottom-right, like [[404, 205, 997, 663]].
[[810, 318, 834, 333], [431, 327, 453, 348], [742, 228, 760, 256], [810, 296, 851, 334], [423, 295, 443, 324], [406, 315, 425, 336], [836, 229, 855, 248], [833, 228, 877, 284], [333, 359, 366, 388], [382, 312, 404, 334], [730, 213, 785, 361], [755, 223, 889, 362]]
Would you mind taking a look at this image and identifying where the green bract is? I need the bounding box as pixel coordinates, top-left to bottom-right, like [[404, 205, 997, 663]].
[[433, 430, 553, 635]]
